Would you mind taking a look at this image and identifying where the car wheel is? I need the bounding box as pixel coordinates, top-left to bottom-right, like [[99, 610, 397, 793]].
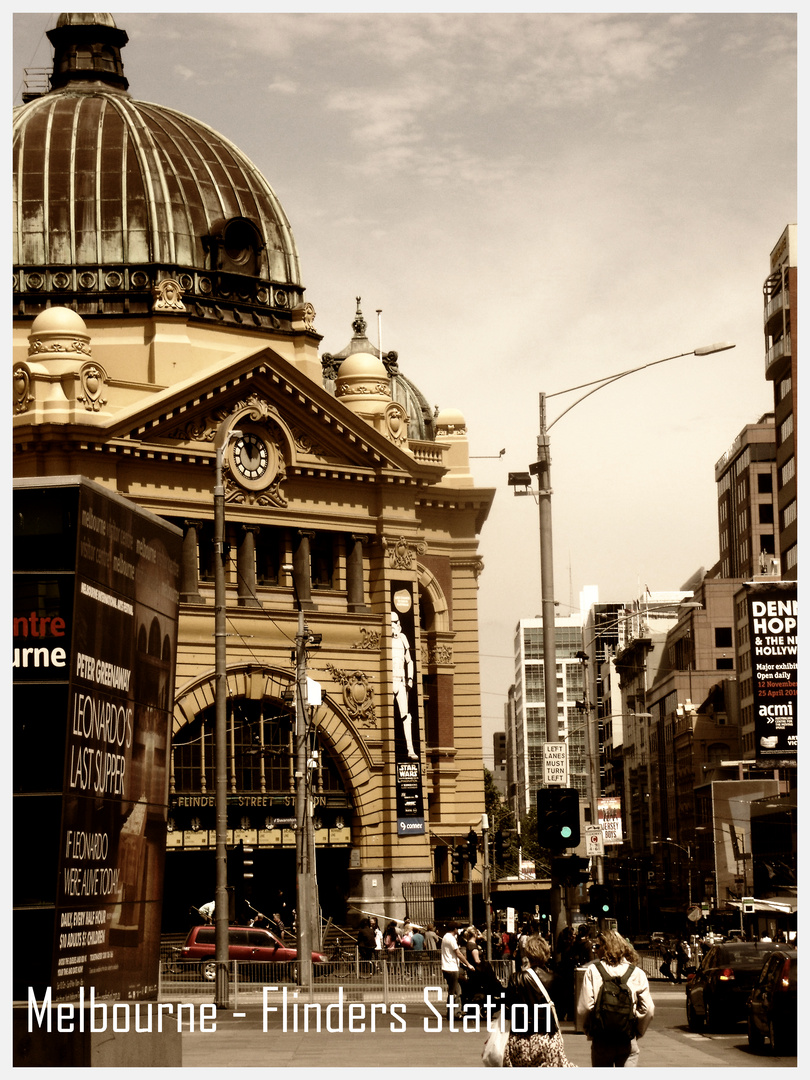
[[202, 960, 217, 982], [747, 1016, 765, 1052], [686, 997, 703, 1033]]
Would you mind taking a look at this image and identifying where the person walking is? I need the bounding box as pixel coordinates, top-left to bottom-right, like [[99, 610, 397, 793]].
[[502, 934, 575, 1067], [357, 917, 377, 972], [441, 921, 474, 1017], [423, 923, 440, 952], [577, 929, 655, 1067]]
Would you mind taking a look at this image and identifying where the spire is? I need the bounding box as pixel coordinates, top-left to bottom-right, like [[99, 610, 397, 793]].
[[46, 13, 129, 93]]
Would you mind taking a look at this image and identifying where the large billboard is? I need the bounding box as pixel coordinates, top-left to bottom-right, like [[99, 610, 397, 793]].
[[13, 478, 181, 1002], [390, 582, 426, 835], [746, 582, 797, 763]]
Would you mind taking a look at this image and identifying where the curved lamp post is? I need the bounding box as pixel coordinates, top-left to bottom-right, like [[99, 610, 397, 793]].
[[511, 342, 734, 935], [512, 343, 735, 742]]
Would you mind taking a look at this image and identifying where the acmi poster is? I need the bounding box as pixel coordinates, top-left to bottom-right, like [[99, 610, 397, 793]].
[[746, 582, 797, 763], [13, 478, 181, 1002]]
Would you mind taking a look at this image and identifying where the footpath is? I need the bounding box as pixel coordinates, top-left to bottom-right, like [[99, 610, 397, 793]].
[[179, 985, 730, 1069]]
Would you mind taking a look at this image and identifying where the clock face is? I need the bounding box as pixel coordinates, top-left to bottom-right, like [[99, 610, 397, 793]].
[[233, 432, 270, 481]]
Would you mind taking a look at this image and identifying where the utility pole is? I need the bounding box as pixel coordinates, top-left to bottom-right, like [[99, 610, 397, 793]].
[[294, 606, 313, 992], [482, 814, 492, 962], [213, 420, 242, 1010]]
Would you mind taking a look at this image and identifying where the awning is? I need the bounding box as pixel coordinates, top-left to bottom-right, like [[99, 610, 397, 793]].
[[725, 897, 797, 914]]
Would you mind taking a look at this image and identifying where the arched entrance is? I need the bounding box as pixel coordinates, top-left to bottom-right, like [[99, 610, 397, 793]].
[[163, 664, 366, 931]]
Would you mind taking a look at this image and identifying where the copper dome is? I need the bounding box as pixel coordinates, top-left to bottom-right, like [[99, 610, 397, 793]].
[[13, 13, 304, 329]]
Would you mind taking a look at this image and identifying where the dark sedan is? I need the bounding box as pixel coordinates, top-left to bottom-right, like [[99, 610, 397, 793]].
[[685, 941, 781, 1032], [747, 948, 797, 1055]]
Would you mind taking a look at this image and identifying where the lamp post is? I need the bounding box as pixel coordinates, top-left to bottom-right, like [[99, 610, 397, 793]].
[[213, 419, 243, 1010], [512, 343, 734, 942], [281, 563, 320, 994], [520, 344, 735, 737]]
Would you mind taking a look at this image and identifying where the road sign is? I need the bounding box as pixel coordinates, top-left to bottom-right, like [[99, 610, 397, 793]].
[[542, 743, 568, 785], [585, 825, 604, 857]]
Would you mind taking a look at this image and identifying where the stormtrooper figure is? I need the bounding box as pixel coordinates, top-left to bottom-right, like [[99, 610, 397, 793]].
[[391, 610, 417, 760]]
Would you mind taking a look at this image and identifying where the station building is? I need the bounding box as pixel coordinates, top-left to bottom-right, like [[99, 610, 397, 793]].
[[13, 13, 494, 931]]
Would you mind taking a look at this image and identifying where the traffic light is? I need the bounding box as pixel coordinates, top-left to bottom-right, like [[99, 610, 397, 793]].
[[466, 829, 478, 868], [588, 883, 613, 917], [451, 844, 464, 882], [494, 831, 505, 866], [552, 855, 590, 886], [537, 787, 580, 850]]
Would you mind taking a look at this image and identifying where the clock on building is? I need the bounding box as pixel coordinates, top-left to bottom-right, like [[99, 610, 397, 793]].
[[230, 431, 272, 486]]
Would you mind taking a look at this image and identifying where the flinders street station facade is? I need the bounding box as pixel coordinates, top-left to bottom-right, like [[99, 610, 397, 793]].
[[13, 14, 494, 934]]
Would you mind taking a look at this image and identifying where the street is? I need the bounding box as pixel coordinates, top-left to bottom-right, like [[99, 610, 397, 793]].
[[176, 982, 799, 1068]]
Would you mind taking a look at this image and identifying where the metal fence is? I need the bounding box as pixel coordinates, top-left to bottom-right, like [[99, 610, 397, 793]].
[[158, 950, 516, 1007]]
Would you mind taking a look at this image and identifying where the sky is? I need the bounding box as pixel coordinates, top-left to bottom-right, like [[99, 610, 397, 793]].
[[12, 8, 798, 764]]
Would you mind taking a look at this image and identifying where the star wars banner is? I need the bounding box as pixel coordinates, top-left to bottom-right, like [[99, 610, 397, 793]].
[[747, 582, 797, 763], [390, 582, 425, 835]]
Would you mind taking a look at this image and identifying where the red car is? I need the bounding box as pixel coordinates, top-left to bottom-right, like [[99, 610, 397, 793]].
[[181, 925, 327, 981]]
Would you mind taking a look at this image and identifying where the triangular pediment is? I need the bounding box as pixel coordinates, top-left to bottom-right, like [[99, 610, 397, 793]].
[[108, 345, 447, 482]]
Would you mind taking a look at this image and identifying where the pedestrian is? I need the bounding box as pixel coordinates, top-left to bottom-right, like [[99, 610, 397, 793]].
[[370, 917, 383, 971], [197, 900, 215, 923], [383, 920, 400, 964], [410, 923, 425, 977], [502, 934, 575, 1067], [423, 922, 440, 952], [356, 917, 377, 970], [674, 938, 691, 983], [463, 926, 504, 1017], [660, 942, 676, 982], [441, 921, 474, 1017], [577, 929, 655, 1067]]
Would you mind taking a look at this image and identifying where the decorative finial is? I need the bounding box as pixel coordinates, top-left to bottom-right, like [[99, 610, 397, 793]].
[[352, 297, 367, 338]]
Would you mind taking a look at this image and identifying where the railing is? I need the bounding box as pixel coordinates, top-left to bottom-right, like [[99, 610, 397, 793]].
[[765, 333, 791, 371], [158, 951, 516, 1006]]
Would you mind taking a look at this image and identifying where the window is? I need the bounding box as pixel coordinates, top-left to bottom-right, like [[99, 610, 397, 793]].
[[760, 534, 775, 555], [198, 521, 216, 583], [779, 414, 794, 445], [757, 472, 773, 495], [758, 503, 774, 525], [310, 533, 336, 589], [781, 500, 797, 530], [256, 526, 283, 585], [716, 658, 734, 670], [785, 545, 797, 570], [780, 456, 795, 486], [714, 627, 733, 648]]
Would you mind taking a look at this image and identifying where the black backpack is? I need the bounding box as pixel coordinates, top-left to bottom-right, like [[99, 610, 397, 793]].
[[589, 962, 636, 1042]]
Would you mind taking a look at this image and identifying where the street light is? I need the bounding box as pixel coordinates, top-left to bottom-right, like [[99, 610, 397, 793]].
[[511, 342, 733, 939], [512, 343, 734, 741], [213, 419, 243, 1009]]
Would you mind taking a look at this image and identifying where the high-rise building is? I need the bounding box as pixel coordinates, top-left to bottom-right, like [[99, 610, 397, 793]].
[[509, 613, 588, 816], [714, 415, 780, 579], [762, 224, 797, 579]]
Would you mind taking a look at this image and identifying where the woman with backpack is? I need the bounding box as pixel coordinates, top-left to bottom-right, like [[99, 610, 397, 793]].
[[576, 930, 654, 1067]]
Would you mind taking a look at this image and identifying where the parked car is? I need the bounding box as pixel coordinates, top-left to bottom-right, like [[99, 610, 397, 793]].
[[746, 949, 797, 1055], [181, 924, 328, 981], [685, 941, 781, 1032]]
